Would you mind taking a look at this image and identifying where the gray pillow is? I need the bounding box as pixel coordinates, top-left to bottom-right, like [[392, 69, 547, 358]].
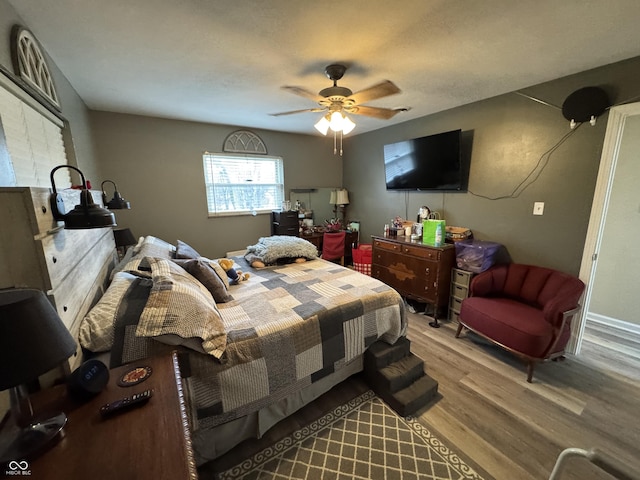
[[172, 258, 233, 303], [175, 239, 201, 259]]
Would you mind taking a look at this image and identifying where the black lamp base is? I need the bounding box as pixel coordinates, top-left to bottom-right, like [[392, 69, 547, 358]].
[[0, 412, 67, 463]]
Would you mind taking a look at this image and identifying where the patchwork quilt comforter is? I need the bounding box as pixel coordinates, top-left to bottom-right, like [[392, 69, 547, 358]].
[[111, 256, 406, 445]]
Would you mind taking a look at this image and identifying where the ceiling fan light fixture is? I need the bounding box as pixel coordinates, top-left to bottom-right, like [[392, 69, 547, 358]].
[[329, 111, 344, 132], [314, 115, 330, 135], [341, 115, 356, 135]]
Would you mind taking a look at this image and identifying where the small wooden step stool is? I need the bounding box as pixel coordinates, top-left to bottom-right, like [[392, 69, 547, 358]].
[[364, 337, 439, 416]]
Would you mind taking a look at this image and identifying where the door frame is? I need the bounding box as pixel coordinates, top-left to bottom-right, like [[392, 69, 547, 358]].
[[569, 102, 640, 353]]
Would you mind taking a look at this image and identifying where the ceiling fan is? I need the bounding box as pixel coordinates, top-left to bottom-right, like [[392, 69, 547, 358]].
[[271, 64, 405, 154], [271, 64, 406, 121]]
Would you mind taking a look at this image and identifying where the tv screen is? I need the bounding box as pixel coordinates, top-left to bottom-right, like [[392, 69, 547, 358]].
[[383, 129, 466, 191]]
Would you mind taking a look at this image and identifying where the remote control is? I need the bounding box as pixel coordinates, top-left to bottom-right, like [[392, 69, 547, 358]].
[[99, 389, 153, 417]]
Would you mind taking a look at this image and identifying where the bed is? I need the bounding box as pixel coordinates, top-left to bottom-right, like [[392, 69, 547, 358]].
[[77, 235, 407, 465]]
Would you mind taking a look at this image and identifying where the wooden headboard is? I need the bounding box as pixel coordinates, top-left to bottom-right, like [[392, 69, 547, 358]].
[[0, 186, 117, 412]]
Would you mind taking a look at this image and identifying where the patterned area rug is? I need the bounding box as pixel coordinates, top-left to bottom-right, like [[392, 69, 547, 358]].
[[219, 390, 485, 480]]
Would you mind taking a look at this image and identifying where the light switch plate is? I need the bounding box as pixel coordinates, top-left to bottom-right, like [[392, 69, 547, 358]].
[[533, 202, 545, 215]]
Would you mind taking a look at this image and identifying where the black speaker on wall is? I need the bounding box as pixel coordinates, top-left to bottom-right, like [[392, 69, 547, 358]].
[[562, 86, 610, 124], [67, 359, 110, 400]]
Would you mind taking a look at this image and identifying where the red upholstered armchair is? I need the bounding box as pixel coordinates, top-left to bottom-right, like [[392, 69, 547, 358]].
[[456, 263, 585, 382]]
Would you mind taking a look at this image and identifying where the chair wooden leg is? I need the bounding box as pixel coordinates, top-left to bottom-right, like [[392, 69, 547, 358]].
[[526, 362, 535, 383], [455, 323, 464, 338]]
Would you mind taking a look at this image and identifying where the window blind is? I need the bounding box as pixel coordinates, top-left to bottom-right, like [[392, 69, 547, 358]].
[[0, 84, 69, 188], [203, 153, 284, 216]]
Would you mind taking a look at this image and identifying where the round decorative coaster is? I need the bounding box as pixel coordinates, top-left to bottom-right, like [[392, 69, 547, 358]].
[[118, 366, 152, 387]]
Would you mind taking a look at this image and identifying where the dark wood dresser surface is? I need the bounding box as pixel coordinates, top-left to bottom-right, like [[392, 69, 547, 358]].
[[24, 352, 197, 479]]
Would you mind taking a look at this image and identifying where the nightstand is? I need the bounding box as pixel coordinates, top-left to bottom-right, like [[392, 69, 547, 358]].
[[270, 210, 300, 236], [21, 352, 197, 479]]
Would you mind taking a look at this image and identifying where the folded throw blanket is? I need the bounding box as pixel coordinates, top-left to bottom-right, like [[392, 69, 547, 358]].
[[244, 235, 318, 266]]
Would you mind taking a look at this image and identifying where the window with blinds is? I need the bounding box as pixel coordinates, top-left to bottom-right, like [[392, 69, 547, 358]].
[[0, 84, 70, 188], [203, 153, 284, 216]]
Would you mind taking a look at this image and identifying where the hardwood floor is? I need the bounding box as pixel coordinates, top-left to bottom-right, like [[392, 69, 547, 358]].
[[199, 311, 640, 479], [580, 320, 640, 383], [410, 313, 640, 480]]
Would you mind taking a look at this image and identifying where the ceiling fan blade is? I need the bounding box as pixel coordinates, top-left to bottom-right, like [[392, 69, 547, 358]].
[[347, 80, 401, 104], [281, 86, 323, 102], [349, 105, 403, 120], [269, 107, 325, 117]]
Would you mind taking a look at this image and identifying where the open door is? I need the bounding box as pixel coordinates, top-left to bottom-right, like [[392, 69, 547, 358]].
[[571, 102, 640, 354]]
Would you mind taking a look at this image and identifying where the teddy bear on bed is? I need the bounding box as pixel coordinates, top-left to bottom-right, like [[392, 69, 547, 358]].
[[217, 258, 250, 285]]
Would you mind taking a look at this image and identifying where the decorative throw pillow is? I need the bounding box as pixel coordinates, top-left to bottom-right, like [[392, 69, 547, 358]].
[[79, 272, 152, 352], [120, 256, 153, 278], [118, 236, 177, 277], [172, 258, 233, 303], [175, 239, 201, 259], [136, 235, 176, 258], [136, 257, 227, 359], [208, 258, 230, 288]]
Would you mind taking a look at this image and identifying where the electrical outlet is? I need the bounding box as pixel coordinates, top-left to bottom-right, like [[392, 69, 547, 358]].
[[533, 202, 545, 215]]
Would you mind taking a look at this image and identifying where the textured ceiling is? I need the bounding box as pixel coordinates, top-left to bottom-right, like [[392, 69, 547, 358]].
[[8, 0, 640, 135]]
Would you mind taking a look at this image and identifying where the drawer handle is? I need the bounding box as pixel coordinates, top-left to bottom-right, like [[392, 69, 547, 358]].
[[63, 305, 68, 312], [425, 268, 430, 275], [41, 205, 47, 213], [52, 256, 57, 264], [424, 286, 429, 291], [393, 245, 398, 250]]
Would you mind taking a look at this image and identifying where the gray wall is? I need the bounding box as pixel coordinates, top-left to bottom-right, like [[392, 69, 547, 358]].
[[343, 57, 640, 275], [91, 111, 343, 259], [0, 1, 100, 181]]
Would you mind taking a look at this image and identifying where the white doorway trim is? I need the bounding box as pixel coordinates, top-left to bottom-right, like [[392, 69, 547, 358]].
[[570, 102, 640, 354]]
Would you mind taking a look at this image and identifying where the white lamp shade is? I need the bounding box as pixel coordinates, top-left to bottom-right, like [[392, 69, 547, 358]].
[[336, 189, 349, 205], [341, 115, 356, 135], [329, 111, 344, 132], [314, 116, 330, 135], [329, 190, 337, 204]]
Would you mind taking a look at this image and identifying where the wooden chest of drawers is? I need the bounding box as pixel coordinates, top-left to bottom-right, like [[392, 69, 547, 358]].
[[271, 210, 300, 236], [371, 235, 455, 320]]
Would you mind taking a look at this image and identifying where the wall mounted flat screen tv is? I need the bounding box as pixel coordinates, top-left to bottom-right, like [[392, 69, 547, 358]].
[[383, 129, 467, 191]]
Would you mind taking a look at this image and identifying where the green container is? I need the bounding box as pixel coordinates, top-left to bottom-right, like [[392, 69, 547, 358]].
[[423, 219, 446, 246]]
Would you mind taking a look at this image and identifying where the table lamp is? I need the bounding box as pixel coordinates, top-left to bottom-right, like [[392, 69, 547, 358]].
[[336, 189, 349, 226], [0, 289, 77, 462], [329, 190, 338, 218]]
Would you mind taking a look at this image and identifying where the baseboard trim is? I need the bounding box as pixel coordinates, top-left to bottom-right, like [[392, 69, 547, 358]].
[[585, 313, 640, 337]]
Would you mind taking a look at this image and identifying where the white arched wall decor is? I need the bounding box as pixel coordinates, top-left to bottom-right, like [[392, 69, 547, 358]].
[[223, 130, 267, 154], [11, 26, 60, 110]]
